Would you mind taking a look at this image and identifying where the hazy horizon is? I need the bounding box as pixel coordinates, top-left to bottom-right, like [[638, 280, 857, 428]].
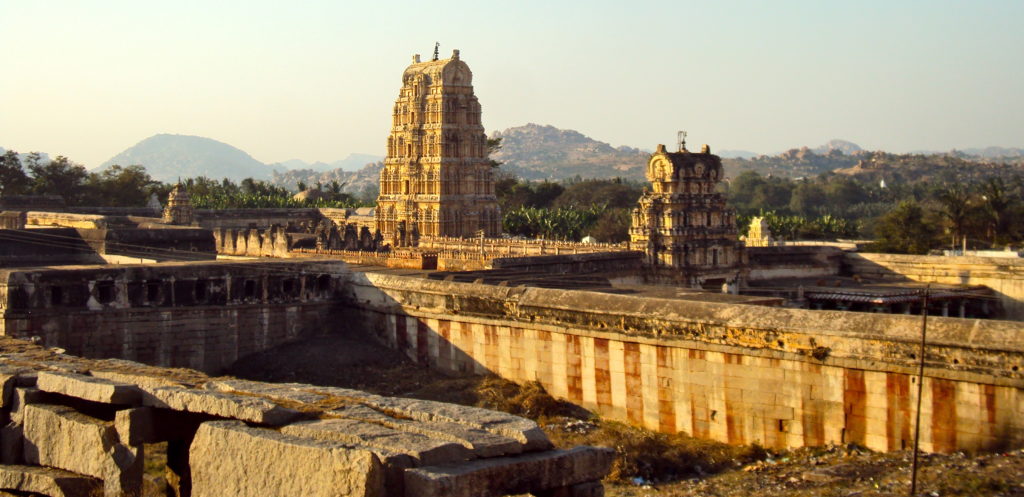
[[2, 0, 1022, 168]]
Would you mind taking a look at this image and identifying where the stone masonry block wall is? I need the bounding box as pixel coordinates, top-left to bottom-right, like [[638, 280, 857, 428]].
[[340, 271, 1024, 454], [0, 338, 612, 497], [845, 253, 1024, 320], [0, 260, 349, 373]]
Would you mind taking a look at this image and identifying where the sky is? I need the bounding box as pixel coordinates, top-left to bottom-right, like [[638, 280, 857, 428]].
[[1, 0, 1022, 168]]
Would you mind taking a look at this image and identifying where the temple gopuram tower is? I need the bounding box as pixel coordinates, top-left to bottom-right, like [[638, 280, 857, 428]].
[[375, 49, 501, 247], [630, 138, 748, 287]]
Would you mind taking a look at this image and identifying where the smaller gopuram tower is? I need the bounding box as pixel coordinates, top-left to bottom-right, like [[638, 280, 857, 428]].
[[162, 183, 196, 226], [375, 48, 501, 247], [629, 136, 748, 287]]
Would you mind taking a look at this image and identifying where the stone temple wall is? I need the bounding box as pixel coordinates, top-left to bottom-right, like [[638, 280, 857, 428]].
[[2, 259, 1022, 457], [0, 261, 348, 373], [0, 338, 611, 496], [340, 271, 1024, 454], [845, 252, 1024, 320]]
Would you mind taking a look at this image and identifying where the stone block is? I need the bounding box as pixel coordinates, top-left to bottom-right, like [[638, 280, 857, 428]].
[[0, 464, 103, 497], [0, 423, 23, 464], [344, 390, 551, 451], [114, 407, 156, 446], [141, 385, 302, 426], [334, 404, 522, 458], [404, 446, 614, 497], [21, 403, 143, 496], [37, 371, 142, 405], [280, 418, 471, 465], [0, 366, 33, 408], [189, 420, 385, 497], [90, 368, 188, 389], [203, 379, 331, 405]]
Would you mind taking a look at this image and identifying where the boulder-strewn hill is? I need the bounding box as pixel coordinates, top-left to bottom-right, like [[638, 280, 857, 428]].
[[98, 134, 279, 182], [490, 124, 649, 181], [268, 153, 383, 173], [270, 161, 383, 201]]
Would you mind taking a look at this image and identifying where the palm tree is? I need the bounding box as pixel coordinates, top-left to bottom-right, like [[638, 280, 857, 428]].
[[936, 184, 971, 251], [979, 178, 1012, 247]]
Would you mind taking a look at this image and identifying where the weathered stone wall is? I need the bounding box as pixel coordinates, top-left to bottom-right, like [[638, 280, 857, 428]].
[[0, 229, 105, 268], [747, 246, 843, 280], [340, 272, 1024, 454], [292, 249, 438, 269], [213, 227, 292, 258], [24, 212, 130, 229], [194, 208, 322, 230], [489, 251, 644, 274], [0, 338, 611, 496], [419, 236, 632, 256], [0, 261, 347, 373], [845, 253, 1024, 320]]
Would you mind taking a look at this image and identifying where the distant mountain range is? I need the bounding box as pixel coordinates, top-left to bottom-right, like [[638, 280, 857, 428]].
[[267, 153, 383, 173], [7, 128, 1021, 187], [96, 135, 383, 182], [99, 135, 279, 182]]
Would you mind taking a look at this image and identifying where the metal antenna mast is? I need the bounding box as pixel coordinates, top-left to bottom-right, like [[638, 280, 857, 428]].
[[432, 42, 440, 61]]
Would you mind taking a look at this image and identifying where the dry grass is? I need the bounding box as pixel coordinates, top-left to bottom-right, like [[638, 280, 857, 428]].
[[413, 375, 768, 483]]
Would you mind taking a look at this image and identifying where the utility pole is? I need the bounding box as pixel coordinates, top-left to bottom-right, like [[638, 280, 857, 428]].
[[909, 285, 930, 496]]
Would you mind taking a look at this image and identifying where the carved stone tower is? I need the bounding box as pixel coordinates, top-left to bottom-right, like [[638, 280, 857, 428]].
[[162, 183, 195, 226], [629, 142, 747, 286], [375, 49, 501, 247]]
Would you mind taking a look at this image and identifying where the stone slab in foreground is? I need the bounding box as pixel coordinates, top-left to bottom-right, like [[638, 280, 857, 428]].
[[190, 420, 385, 497], [21, 403, 142, 496], [404, 446, 615, 497], [0, 464, 102, 497], [36, 371, 142, 405], [142, 385, 302, 426]]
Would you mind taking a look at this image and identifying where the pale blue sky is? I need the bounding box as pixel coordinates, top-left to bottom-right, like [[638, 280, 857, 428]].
[[2, 0, 1022, 167]]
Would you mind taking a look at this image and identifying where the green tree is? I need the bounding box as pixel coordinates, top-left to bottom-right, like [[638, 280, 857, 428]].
[[788, 181, 827, 217], [83, 165, 160, 206], [28, 155, 89, 204], [979, 177, 1014, 246], [587, 208, 631, 242], [871, 200, 938, 254], [553, 179, 642, 210], [486, 137, 503, 168], [0, 150, 30, 196], [935, 183, 972, 249]]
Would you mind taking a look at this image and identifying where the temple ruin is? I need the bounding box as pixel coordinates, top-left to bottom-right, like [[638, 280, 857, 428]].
[[0, 46, 1021, 497], [375, 50, 501, 246]]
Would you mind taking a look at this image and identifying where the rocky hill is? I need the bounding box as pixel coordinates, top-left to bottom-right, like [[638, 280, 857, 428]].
[[270, 161, 383, 201], [267, 153, 383, 173], [98, 134, 280, 182], [490, 124, 649, 181]]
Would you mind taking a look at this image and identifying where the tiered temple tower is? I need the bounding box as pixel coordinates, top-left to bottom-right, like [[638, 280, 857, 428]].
[[162, 183, 195, 226], [630, 140, 748, 287], [375, 49, 501, 247]]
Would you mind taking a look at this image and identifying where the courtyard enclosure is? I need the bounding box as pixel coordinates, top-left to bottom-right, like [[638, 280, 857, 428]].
[[341, 270, 1024, 454]]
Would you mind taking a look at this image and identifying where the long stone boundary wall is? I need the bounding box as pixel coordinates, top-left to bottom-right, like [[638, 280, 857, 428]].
[[339, 271, 1024, 454], [845, 253, 1024, 320], [0, 338, 611, 496]]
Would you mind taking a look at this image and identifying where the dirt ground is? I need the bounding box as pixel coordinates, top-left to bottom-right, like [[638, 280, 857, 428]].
[[227, 334, 1024, 497]]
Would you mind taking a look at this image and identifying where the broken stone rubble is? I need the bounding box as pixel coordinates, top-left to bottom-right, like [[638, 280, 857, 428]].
[[0, 340, 611, 496]]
